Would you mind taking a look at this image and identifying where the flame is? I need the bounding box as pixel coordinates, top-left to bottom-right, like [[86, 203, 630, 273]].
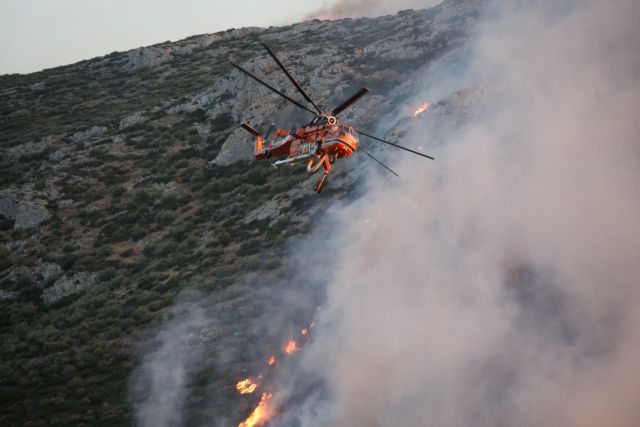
[[283, 340, 298, 354], [239, 392, 274, 427], [236, 322, 317, 425], [236, 378, 258, 394], [312, 13, 342, 21], [413, 101, 429, 117]]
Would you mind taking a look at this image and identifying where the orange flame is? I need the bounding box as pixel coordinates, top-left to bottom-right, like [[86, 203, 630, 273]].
[[301, 328, 308, 335], [267, 356, 276, 366], [239, 392, 273, 427], [413, 101, 429, 117], [236, 378, 258, 394], [283, 340, 298, 354]]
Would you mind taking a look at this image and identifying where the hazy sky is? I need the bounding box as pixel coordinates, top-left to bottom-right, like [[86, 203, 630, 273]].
[[0, 0, 327, 75]]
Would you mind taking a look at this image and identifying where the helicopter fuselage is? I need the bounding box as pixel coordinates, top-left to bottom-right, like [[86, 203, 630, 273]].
[[257, 122, 359, 161], [248, 121, 359, 192]]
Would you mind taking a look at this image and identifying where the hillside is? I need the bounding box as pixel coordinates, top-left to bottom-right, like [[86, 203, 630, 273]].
[[0, 1, 486, 425]]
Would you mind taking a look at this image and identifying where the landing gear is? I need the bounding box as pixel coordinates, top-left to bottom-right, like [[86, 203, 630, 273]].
[[314, 173, 328, 193], [307, 153, 333, 193]]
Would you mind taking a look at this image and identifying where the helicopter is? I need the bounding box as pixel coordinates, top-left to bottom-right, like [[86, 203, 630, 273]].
[[230, 43, 434, 193]]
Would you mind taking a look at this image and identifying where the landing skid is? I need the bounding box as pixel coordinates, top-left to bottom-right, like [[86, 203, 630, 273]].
[[314, 174, 328, 193]]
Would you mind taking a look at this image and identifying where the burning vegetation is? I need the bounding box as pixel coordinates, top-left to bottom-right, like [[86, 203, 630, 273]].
[[283, 340, 299, 354], [239, 393, 274, 427], [235, 322, 316, 425], [236, 378, 259, 395], [413, 101, 429, 117]]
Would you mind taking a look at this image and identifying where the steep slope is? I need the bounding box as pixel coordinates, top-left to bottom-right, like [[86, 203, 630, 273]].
[[0, 1, 485, 425]]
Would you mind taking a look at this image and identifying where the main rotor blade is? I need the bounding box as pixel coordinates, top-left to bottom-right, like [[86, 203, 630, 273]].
[[261, 43, 322, 114], [357, 130, 435, 160], [229, 61, 317, 116], [332, 87, 370, 116], [360, 148, 400, 177]]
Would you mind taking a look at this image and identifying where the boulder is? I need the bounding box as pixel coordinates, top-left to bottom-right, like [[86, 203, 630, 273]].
[[41, 273, 100, 305], [0, 290, 17, 301], [119, 112, 148, 130], [69, 126, 108, 144], [192, 123, 210, 137], [8, 262, 62, 282], [39, 263, 63, 280], [8, 137, 50, 160], [151, 181, 177, 194], [15, 199, 50, 229], [0, 187, 51, 229], [0, 188, 20, 220], [125, 46, 174, 69], [209, 128, 253, 166], [50, 146, 74, 161]]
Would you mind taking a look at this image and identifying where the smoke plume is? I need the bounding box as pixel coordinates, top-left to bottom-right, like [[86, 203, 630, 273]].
[[307, 0, 443, 20], [130, 303, 208, 427], [129, 0, 640, 425], [278, 0, 640, 425]]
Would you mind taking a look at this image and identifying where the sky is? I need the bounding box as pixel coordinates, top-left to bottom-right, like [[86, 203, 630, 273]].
[[0, 0, 325, 75]]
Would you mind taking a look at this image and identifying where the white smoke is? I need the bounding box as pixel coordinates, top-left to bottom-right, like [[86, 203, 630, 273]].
[[129, 0, 640, 425], [308, 0, 443, 19], [277, 0, 640, 425], [130, 303, 208, 427]]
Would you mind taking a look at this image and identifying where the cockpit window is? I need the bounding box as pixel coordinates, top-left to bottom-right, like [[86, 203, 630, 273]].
[[343, 126, 355, 135]]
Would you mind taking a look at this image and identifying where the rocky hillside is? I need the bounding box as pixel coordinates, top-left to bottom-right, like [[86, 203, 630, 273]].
[[0, 1, 486, 425]]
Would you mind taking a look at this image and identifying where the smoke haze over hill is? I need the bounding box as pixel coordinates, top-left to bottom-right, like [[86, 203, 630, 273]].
[[308, 0, 443, 19], [123, 0, 640, 425], [277, 0, 640, 425]]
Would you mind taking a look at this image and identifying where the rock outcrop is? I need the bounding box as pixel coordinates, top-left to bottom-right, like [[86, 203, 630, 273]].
[[41, 273, 100, 305], [69, 126, 108, 144], [124, 27, 261, 70], [126, 45, 175, 69], [208, 128, 253, 166], [15, 199, 50, 229], [8, 262, 62, 283], [119, 111, 148, 130], [8, 137, 50, 160], [0, 187, 51, 229], [0, 290, 17, 301]]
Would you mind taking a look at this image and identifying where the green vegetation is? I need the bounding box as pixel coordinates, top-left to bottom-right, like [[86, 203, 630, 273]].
[[0, 70, 313, 423]]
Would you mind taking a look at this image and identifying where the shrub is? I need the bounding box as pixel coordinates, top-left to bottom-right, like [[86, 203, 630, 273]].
[[120, 248, 135, 258], [158, 195, 180, 210], [99, 267, 117, 282], [145, 239, 177, 258], [111, 186, 126, 198], [237, 238, 262, 256], [156, 209, 175, 226], [72, 255, 101, 272]]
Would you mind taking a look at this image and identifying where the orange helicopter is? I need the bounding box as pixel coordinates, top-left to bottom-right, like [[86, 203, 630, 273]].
[[230, 43, 434, 193]]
